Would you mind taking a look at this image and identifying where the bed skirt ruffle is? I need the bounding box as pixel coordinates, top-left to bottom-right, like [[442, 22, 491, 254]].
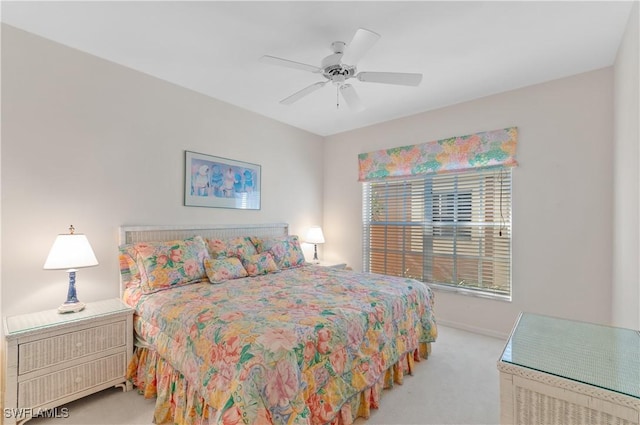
[[128, 343, 431, 425]]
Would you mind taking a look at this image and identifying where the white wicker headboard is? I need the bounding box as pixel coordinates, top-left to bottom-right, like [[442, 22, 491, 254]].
[[118, 223, 289, 295], [119, 223, 288, 244]]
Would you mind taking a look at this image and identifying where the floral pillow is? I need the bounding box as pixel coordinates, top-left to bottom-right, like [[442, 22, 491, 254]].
[[204, 257, 248, 284], [206, 236, 258, 261], [252, 235, 306, 269], [241, 252, 279, 277], [131, 236, 210, 294], [118, 246, 141, 290]]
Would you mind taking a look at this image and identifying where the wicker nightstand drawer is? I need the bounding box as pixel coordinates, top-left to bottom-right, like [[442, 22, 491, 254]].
[[4, 299, 134, 425], [18, 351, 126, 408], [18, 321, 127, 375]]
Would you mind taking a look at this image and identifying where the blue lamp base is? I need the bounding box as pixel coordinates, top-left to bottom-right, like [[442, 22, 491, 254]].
[[58, 269, 86, 314]]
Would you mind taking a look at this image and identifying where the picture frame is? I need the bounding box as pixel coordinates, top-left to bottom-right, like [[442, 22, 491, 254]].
[[184, 150, 261, 210]]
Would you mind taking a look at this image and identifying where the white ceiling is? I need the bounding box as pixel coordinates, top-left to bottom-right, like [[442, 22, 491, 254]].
[[1, 1, 634, 136]]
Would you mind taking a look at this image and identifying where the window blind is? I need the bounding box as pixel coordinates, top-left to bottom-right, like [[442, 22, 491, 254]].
[[363, 167, 512, 299]]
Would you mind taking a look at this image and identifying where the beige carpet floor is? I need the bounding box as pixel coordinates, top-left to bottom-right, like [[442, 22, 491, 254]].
[[29, 325, 506, 425]]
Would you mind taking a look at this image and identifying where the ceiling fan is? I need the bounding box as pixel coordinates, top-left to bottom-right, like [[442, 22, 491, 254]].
[[259, 28, 422, 111]]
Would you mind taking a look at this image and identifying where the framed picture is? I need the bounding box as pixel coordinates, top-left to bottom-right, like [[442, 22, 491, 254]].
[[184, 151, 261, 210]]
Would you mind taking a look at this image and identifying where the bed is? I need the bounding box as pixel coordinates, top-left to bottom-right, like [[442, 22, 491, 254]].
[[119, 223, 437, 425]]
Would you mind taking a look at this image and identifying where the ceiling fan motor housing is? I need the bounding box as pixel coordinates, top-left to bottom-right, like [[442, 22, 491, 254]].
[[261, 28, 421, 109], [322, 41, 356, 83]]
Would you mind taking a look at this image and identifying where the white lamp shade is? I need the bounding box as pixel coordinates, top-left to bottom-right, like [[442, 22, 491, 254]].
[[305, 226, 325, 244], [44, 233, 99, 270]]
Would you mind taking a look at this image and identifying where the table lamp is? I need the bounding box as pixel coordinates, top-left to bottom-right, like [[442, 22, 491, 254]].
[[44, 225, 98, 313], [305, 226, 325, 262]]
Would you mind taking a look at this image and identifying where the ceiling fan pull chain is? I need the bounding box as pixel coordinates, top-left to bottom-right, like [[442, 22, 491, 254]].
[[336, 86, 340, 109]]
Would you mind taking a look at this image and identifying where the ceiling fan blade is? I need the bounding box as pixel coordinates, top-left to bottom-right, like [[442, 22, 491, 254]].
[[339, 84, 365, 112], [260, 55, 321, 73], [341, 28, 381, 66], [357, 72, 423, 86], [280, 81, 327, 105]]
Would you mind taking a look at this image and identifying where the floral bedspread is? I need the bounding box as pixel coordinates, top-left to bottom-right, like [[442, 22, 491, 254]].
[[125, 266, 437, 424]]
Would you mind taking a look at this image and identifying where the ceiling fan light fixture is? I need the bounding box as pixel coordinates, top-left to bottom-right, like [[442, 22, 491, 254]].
[[332, 75, 346, 85], [261, 27, 423, 109]]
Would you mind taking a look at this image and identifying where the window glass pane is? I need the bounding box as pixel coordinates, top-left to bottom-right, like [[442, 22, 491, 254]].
[[363, 168, 512, 298]]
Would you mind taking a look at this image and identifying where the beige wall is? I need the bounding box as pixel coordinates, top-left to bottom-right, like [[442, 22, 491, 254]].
[[612, 2, 640, 330], [2, 8, 638, 340], [0, 25, 325, 318], [1, 9, 638, 417], [324, 68, 615, 338]]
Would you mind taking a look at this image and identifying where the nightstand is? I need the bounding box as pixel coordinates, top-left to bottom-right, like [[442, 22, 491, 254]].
[[3, 298, 134, 425], [311, 261, 348, 269]]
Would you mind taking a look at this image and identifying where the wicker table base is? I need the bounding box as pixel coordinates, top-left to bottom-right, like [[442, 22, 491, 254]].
[[498, 313, 640, 425]]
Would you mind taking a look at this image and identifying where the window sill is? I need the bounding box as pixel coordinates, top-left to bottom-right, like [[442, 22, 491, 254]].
[[428, 282, 512, 302]]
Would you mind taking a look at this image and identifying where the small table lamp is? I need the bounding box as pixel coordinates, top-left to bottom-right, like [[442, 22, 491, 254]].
[[305, 226, 325, 262], [44, 225, 98, 314]]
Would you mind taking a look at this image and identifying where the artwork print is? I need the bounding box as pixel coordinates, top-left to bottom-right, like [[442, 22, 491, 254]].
[[185, 151, 261, 210]]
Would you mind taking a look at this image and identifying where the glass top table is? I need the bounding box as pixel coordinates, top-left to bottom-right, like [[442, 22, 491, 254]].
[[500, 312, 640, 399], [4, 298, 131, 336]]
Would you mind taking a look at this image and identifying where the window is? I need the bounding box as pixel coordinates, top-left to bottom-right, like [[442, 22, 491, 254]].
[[432, 191, 472, 239], [362, 168, 512, 299]]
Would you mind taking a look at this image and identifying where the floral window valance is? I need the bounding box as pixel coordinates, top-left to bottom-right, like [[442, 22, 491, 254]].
[[358, 127, 518, 182]]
